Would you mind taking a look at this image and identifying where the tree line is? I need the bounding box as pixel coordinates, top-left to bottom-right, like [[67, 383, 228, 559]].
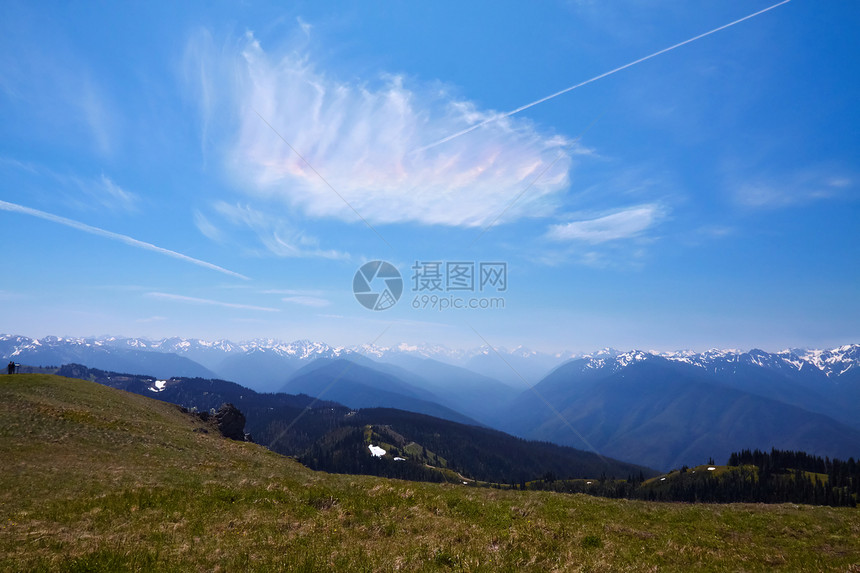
[[526, 448, 858, 507]]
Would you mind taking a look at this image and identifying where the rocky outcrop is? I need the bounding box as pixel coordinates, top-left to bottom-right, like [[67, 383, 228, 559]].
[[214, 403, 249, 441], [57, 363, 92, 380]]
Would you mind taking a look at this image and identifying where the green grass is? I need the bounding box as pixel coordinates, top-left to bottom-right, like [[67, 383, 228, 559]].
[[2, 374, 859, 572]]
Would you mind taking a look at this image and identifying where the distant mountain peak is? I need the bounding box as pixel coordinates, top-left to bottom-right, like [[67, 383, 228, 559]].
[[569, 344, 860, 380], [2, 333, 857, 380]]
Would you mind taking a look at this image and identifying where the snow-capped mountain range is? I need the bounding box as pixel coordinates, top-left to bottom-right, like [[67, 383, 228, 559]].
[[573, 345, 859, 380], [2, 333, 857, 386], [0, 334, 561, 369], [4, 334, 858, 472]]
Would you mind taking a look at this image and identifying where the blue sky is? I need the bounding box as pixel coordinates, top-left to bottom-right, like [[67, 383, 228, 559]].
[[1, 0, 857, 353]]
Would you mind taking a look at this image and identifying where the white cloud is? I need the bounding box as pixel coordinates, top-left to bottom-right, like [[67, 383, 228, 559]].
[[734, 171, 854, 209], [146, 292, 279, 312], [96, 174, 137, 212], [206, 201, 350, 260], [0, 37, 119, 157], [296, 17, 312, 37], [181, 28, 218, 156], [547, 204, 665, 243], [1, 159, 137, 213], [193, 210, 224, 242], [0, 157, 39, 174], [186, 30, 583, 228], [135, 315, 167, 323], [262, 288, 324, 296], [696, 225, 734, 238], [79, 78, 116, 156], [282, 295, 330, 307], [261, 288, 332, 308], [827, 177, 852, 189]]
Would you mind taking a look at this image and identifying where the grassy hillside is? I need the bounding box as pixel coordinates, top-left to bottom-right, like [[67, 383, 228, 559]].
[[1, 374, 859, 572], [56, 363, 655, 484]]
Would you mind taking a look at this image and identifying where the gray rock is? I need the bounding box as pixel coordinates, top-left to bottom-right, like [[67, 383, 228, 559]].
[[214, 403, 247, 441]]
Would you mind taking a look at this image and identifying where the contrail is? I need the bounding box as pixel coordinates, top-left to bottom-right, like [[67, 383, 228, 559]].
[[415, 0, 791, 153], [0, 199, 250, 280]]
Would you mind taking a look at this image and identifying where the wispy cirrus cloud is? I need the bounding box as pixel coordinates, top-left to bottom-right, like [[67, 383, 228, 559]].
[[135, 315, 168, 323], [1, 158, 138, 212], [0, 200, 248, 280], [282, 295, 331, 308], [261, 288, 324, 296], [195, 201, 350, 260], [193, 210, 225, 242], [0, 30, 119, 157], [146, 292, 279, 312], [78, 78, 116, 156], [94, 174, 137, 212], [0, 157, 39, 174], [260, 288, 331, 307], [57, 172, 139, 213], [185, 30, 586, 228], [734, 170, 854, 209], [547, 204, 666, 243]]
